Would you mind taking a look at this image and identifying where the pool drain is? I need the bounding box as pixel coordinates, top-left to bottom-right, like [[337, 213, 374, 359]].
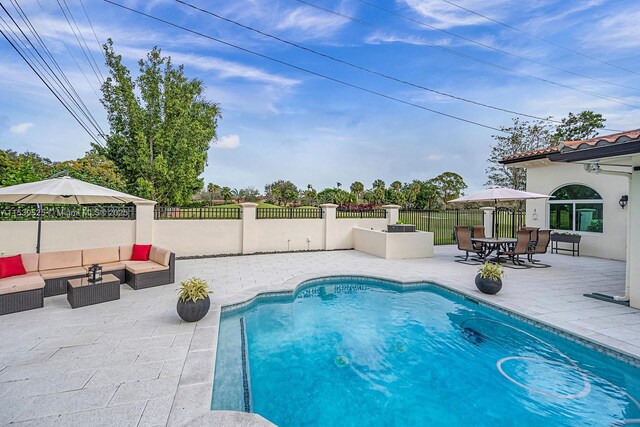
[[335, 356, 349, 367]]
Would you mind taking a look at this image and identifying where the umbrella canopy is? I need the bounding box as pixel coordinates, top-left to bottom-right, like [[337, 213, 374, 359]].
[[0, 176, 145, 204], [449, 187, 551, 203], [0, 176, 148, 252]]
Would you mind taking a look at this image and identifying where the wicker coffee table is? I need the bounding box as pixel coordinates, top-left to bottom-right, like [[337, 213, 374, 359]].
[[67, 274, 120, 308]]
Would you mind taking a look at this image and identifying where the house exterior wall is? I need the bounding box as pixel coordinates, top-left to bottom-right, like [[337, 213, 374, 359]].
[[525, 161, 629, 261]]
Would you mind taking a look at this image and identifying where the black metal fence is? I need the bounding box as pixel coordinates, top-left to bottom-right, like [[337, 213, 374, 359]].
[[494, 208, 526, 239], [336, 209, 387, 219], [256, 208, 323, 219], [400, 209, 484, 245], [0, 204, 136, 221], [154, 206, 241, 220]]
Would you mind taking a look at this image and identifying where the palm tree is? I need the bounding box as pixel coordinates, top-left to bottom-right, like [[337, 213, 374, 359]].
[[350, 181, 364, 204], [372, 179, 385, 191], [336, 182, 342, 189], [221, 187, 232, 203]]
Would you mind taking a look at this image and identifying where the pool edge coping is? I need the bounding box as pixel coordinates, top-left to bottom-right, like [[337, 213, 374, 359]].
[[193, 272, 640, 426]]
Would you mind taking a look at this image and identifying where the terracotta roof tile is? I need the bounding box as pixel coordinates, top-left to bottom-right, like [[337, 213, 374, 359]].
[[502, 146, 559, 161], [561, 128, 640, 150], [501, 128, 640, 163]]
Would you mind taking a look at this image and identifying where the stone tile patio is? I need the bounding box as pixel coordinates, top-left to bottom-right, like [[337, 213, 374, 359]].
[[0, 246, 638, 426]]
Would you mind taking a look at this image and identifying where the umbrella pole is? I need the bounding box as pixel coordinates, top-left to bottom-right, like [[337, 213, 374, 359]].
[[36, 203, 42, 253], [493, 199, 497, 238]]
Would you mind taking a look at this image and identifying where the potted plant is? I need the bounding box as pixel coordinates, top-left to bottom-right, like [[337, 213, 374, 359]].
[[475, 262, 504, 295], [177, 277, 212, 322]]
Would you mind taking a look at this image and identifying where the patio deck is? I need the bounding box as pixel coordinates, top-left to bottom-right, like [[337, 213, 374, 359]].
[[0, 246, 638, 426]]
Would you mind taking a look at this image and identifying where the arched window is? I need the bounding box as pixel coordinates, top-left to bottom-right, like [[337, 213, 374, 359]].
[[549, 184, 603, 233]]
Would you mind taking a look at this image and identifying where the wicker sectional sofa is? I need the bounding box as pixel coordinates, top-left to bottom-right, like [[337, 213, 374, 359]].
[[0, 245, 175, 315]]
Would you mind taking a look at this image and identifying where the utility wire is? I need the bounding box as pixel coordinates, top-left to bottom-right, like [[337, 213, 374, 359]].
[[56, 0, 103, 85], [1, 3, 105, 138], [103, 0, 508, 133], [174, 0, 568, 125], [0, 27, 103, 146], [61, 0, 104, 81], [351, 0, 640, 92], [79, 0, 106, 63], [8, 0, 104, 131], [295, 0, 640, 109], [435, 0, 640, 77], [34, 0, 102, 99]]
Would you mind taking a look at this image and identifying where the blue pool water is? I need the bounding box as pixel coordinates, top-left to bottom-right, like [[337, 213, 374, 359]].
[[212, 277, 640, 426]]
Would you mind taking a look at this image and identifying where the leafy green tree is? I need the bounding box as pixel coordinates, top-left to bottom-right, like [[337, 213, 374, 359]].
[[100, 39, 220, 205], [55, 153, 126, 191], [486, 117, 553, 191], [415, 180, 442, 209], [551, 111, 606, 145], [372, 179, 385, 190], [430, 172, 467, 204], [403, 180, 422, 208], [0, 150, 53, 186], [302, 184, 317, 206], [349, 181, 364, 204], [265, 180, 299, 206], [238, 186, 260, 202], [317, 188, 337, 204]]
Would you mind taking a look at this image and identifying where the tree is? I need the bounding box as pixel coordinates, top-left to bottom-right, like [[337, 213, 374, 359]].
[[336, 182, 342, 189], [302, 184, 317, 206], [551, 111, 606, 144], [403, 180, 422, 208], [238, 186, 260, 202], [430, 172, 467, 205], [265, 180, 298, 206], [415, 180, 442, 209], [100, 39, 221, 205], [56, 153, 126, 191], [350, 181, 364, 204], [221, 186, 232, 203], [485, 117, 553, 191]]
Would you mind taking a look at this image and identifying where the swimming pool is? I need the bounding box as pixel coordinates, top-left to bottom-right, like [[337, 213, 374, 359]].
[[212, 276, 640, 426]]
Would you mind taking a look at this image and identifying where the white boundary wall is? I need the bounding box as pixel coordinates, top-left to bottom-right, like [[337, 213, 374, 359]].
[[0, 203, 398, 257]]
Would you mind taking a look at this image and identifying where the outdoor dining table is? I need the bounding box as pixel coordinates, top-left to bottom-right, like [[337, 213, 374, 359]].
[[471, 237, 517, 262]]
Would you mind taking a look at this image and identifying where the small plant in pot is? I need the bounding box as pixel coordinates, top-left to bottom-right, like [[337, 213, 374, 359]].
[[177, 277, 212, 322], [475, 262, 504, 295]]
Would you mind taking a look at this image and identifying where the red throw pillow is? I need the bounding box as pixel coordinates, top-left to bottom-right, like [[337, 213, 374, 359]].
[[0, 255, 27, 279], [131, 244, 152, 261]]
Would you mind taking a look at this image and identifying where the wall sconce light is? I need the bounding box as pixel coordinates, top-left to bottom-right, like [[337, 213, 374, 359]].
[[532, 209, 538, 220], [619, 195, 629, 209]]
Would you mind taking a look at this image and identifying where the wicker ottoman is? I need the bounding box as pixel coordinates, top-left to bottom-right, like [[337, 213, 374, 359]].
[[67, 274, 120, 308]]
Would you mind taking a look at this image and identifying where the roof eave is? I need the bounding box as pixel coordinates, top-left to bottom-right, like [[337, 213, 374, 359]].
[[549, 142, 640, 163], [500, 152, 553, 165]]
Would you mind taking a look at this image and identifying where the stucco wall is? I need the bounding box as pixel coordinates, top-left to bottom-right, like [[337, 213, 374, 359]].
[[525, 162, 629, 261], [353, 227, 434, 259], [0, 210, 395, 258], [0, 220, 136, 256], [153, 220, 243, 257]]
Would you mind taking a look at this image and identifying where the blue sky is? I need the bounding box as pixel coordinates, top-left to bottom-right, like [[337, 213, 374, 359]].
[[1, 0, 639, 193]]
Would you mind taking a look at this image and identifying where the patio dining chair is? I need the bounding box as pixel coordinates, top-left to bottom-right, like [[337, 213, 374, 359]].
[[471, 226, 485, 251], [527, 229, 551, 266], [454, 226, 484, 262], [502, 229, 532, 266], [520, 227, 540, 243]]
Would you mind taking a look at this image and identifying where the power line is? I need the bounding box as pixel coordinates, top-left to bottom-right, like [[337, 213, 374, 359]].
[[79, 0, 106, 64], [435, 0, 640, 77], [2, 3, 105, 138], [351, 0, 640, 92], [173, 0, 572, 126], [56, 0, 103, 85], [34, 0, 102, 99], [295, 0, 640, 109], [61, 0, 104, 81], [103, 0, 508, 133], [0, 26, 103, 147]]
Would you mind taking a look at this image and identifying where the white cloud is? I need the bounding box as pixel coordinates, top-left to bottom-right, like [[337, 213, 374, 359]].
[[365, 31, 450, 46], [427, 154, 443, 161], [215, 134, 241, 149], [9, 122, 34, 134], [402, 0, 509, 29], [276, 5, 349, 38]]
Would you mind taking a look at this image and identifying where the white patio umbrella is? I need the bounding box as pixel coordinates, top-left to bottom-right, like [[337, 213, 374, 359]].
[[449, 187, 551, 237], [0, 175, 148, 252]]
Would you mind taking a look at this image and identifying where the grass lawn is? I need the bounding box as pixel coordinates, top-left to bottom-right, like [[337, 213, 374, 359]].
[[399, 210, 524, 245]]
